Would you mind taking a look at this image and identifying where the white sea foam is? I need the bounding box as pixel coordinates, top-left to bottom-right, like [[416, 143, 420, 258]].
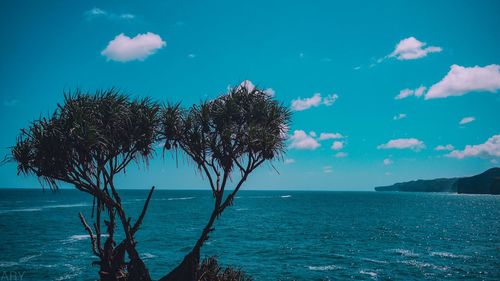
[[235, 208, 248, 211], [388, 248, 419, 257], [362, 258, 388, 264], [281, 195, 292, 198], [400, 260, 449, 271], [360, 270, 378, 278], [167, 197, 195, 201], [308, 264, 342, 271], [0, 261, 18, 268], [0, 203, 90, 215], [0, 208, 43, 214], [430, 251, 469, 259], [43, 203, 90, 209], [19, 254, 41, 263], [55, 264, 82, 281], [141, 253, 156, 259], [68, 234, 109, 242]]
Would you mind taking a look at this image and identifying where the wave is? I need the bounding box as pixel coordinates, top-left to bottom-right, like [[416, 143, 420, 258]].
[[0, 261, 18, 268], [430, 251, 469, 259], [360, 270, 378, 278], [235, 208, 248, 211], [0, 208, 43, 214], [388, 248, 419, 257], [68, 234, 109, 242], [19, 254, 42, 263], [141, 253, 156, 259], [168, 197, 195, 201], [400, 260, 449, 271], [307, 264, 343, 271], [0, 203, 90, 215], [281, 195, 292, 198], [55, 264, 82, 281], [43, 203, 90, 209], [362, 258, 388, 264]]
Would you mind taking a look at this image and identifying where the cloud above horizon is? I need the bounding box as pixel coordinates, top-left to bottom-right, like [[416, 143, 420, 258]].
[[395, 86, 426, 100], [101, 33, 166, 62], [425, 64, 500, 99], [85, 7, 135, 21], [331, 141, 344, 150], [289, 130, 320, 150], [389, 37, 442, 60], [237, 80, 275, 97], [291, 93, 338, 111], [393, 113, 407, 120], [435, 144, 454, 151], [459, 116, 475, 125], [378, 138, 425, 151], [383, 158, 393, 165], [446, 134, 500, 159], [318, 132, 344, 140]]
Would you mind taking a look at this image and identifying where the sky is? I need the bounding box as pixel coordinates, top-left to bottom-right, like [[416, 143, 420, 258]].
[[0, 0, 499, 190]]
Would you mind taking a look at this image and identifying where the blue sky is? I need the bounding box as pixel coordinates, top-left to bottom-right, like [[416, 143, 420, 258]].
[[1, 0, 499, 190]]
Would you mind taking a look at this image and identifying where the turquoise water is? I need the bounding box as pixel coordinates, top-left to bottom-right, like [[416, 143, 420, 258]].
[[0, 189, 499, 280]]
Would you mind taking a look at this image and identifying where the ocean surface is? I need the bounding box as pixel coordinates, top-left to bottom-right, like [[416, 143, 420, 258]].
[[0, 189, 499, 280]]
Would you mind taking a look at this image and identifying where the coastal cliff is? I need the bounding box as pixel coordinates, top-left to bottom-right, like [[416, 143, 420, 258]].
[[375, 167, 500, 194]]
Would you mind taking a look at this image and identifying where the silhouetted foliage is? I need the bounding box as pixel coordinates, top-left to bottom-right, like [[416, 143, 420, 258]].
[[11, 89, 159, 281], [198, 257, 253, 281], [160, 84, 291, 281]]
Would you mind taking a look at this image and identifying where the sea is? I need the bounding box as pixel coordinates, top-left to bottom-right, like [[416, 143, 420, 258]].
[[0, 189, 499, 280]]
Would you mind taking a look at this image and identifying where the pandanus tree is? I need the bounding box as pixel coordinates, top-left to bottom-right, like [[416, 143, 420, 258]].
[[11, 90, 159, 281], [160, 84, 291, 281]]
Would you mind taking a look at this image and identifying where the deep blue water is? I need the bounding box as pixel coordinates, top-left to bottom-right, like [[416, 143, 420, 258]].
[[0, 189, 499, 280]]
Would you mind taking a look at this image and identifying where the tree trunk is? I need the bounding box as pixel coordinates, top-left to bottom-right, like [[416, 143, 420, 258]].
[[160, 197, 221, 281]]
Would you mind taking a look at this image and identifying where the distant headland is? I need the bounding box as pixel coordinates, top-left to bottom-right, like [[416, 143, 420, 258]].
[[375, 167, 500, 195]]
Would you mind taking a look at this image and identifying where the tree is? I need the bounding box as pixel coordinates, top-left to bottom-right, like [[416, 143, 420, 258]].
[[11, 90, 159, 281], [159, 84, 291, 281]]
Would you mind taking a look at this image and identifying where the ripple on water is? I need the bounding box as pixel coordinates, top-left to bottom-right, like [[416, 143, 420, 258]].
[[307, 264, 343, 271]]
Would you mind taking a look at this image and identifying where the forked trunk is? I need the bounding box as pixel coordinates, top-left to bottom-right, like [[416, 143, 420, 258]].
[[160, 197, 221, 281]]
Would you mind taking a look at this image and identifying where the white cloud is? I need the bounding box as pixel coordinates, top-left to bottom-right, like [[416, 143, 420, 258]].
[[331, 141, 344, 150], [101, 33, 166, 62], [323, 166, 333, 173], [120, 13, 135, 19], [323, 94, 339, 106], [284, 158, 295, 164], [459, 116, 475, 125], [86, 7, 107, 17], [335, 152, 348, 158], [187, 54, 196, 59], [291, 93, 322, 111], [263, 88, 275, 97], [393, 113, 407, 120], [291, 93, 338, 111], [389, 37, 442, 60], [426, 64, 500, 99], [378, 138, 425, 151], [319, 132, 344, 140], [383, 158, 393, 165], [289, 130, 320, 150], [85, 8, 135, 21], [395, 86, 426, 100], [237, 80, 275, 97], [435, 144, 454, 151], [446, 135, 500, 159]]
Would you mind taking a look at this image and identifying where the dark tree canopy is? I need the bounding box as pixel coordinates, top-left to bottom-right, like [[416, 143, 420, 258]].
[[11, 89, 159, 281], [13, 89, 159, 192], [160, 84, 291, 281], [162, 85, 291, 191]]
